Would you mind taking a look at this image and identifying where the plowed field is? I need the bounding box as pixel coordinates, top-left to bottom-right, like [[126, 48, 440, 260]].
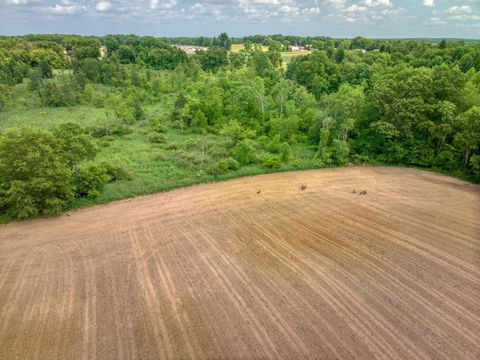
[[1, 167, 479, 359]]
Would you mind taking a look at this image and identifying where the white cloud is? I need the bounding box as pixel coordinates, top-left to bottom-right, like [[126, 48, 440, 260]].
[[150, 0, 177, 10], [445, 5, 472, 15], [345, 5, 367, 12], [331, 0, 399, 24], [95, 1, 111, 12], [4, 0, 480, 35], [48, 1, 87, 15], [302, 7, 320, 15], [425, 16, 446, 25], [362, 0, 392, 7], [237, 0, 321, 21], [5, 0, 28, 4], [449, 14, 480, 21], [324, 0, 346, 9], [279, 5, 298, 13]]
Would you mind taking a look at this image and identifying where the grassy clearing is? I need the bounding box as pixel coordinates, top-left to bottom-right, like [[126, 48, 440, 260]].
[[0, 101, 323, 220], [73, 124, 319, 208], [0, 105, 110, 131], [281, 51, 311, 67], [230, 44, 268, 52], [230, 44, 310, 67]]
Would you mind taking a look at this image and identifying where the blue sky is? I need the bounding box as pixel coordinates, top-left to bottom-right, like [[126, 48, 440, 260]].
[[1, 1, 479, 38]]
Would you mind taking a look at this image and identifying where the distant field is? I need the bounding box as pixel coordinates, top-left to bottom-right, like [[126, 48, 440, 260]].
[[1, 167, 479, 359], [230, 43, 310, 66], [0, 105, 108, 131], [282, 51, 311, 67], [230, 43, 268, 52]]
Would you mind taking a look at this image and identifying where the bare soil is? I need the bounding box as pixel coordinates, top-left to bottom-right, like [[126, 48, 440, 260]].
[[1, 167, 479, 359]]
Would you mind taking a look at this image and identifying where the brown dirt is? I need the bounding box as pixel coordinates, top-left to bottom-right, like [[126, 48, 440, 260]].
[[1, 167, 479, 359]]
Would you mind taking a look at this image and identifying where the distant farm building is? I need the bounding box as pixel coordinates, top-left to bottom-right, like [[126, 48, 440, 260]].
[[174, 45, 208, 54], [354, 48, 367, 54], [289, 45, 310, 52]]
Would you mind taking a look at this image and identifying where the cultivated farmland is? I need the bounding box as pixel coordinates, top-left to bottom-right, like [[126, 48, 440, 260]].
[[0, 167, 479, 359]]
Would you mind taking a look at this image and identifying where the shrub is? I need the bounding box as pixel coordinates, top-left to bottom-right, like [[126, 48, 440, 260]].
[[148, 118, 168, 133], [220, 119, 244, 146], [164, 143, 179, 151], [221, 157, 240, 171], [331, 139, 350, 166], [87, 123, 131, 138], [39, 79, 80, 107], [470, 155, 480, 181], [83, 84, 106, 107], [267, 135, 282, 153], [208, 157, 240, 175], [154, 153, 167, 161], [0, 84, 10, 112], [233, 139, 257, 165], [433, 145, 459, 170], [351, 153, 370, 164], [279, 142, 291, 161], [74, 165, 110, 199], [267, 136, 291, 161], [174, 150, 202, 168], [97, 136, 114, 147], [147, 131, 167, 144], [262, 154, 282, 169], [99, 162, 132, 181]]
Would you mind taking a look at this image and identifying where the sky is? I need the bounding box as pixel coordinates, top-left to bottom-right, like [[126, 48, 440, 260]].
[[1, 1, 479, 39]]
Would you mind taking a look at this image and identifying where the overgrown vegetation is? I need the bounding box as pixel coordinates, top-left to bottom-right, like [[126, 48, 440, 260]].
[[1, 33, 479, 220]]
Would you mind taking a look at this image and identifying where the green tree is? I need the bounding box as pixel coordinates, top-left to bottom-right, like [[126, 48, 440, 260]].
[[195, 46, 228, 72], [267, 41, 283, 68], [327, 84, 364, 140], [0, 127, 74, 219], [228, 51, 246, 68], [52, 123, 97, 169], [117, 45, 136, 64], [432, 101, 456, 156], [39, 60, 53, 79], [454, 107, 480, 168], [252, 50, 273, 77], [470, 155, 480, 180], [73, 46, 100, 60], [432, 64, 466, 104], [216, 33, 232, 51], [286, 51, 339, 98]]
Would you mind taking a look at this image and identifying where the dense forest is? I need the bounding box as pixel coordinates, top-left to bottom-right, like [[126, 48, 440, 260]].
[[1, 33, 480, 220]]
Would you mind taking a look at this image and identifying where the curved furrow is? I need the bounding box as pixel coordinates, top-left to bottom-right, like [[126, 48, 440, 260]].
[[270, 203, 480, 353], [298, 195, 480, 309], [177, 226, 284, 359], [128, 226, 174, 359], [189, 223, 319, 358], [194, 222, 370, 359], [218, 206, 422, 360]]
